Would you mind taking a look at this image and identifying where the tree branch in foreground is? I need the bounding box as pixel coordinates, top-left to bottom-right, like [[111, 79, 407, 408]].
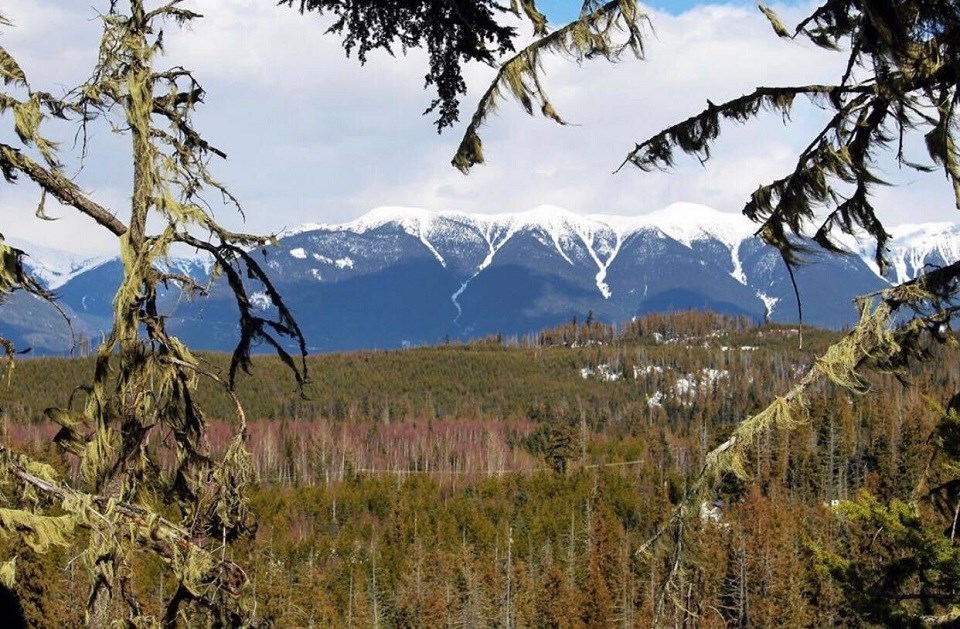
[[0, 143, 128, 237], [0, 444, 246, 597], [638, 261, 960, 613]]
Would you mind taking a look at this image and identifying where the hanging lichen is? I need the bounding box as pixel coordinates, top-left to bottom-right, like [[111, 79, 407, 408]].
[[0, 2, 309, 625], [617, 2, 960, 281], [453, 0, 647, 173], [624, 6, 960, 623]]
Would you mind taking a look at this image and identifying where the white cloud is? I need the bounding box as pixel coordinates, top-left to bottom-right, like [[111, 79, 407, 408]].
[[0, 184, 126, 255], [0, 0, 954, 255]]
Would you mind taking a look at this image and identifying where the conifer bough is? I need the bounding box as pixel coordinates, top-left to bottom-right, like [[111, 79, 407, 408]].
[[614, 3, 960, 624], [0, 1, 309, 625], [621, 1, 960, 274]]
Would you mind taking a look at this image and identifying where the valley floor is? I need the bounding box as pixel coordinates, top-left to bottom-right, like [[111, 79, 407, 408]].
[[3, 312, 959, 626]]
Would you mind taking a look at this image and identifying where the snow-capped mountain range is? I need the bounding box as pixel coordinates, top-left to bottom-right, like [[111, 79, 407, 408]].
[[876, 222, 960, 284], [3, 203, 959, 353], [286, 203, 757, 300]]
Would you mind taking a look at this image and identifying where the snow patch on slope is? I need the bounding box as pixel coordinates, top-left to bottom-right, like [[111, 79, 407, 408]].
[[312, 254, 355, 269], [757, 291, 779, 318], [6, 237, 115, 290], [451, 215, 518, 322], [570, 214, 622, 299]]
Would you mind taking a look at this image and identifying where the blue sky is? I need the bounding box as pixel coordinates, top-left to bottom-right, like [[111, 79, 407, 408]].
[[539, 0, 724, 22]]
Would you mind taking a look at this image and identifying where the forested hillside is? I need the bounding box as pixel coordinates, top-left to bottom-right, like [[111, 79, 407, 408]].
[[3, 311, 958, 625]]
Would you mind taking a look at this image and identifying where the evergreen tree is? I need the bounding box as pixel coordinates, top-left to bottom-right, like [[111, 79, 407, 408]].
[[817, 399, 960, 625], [536, 562, 584, 629]]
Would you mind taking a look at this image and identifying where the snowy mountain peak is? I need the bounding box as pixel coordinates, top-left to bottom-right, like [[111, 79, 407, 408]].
[[6, 236, 114, 290], [302, 204, 756, 249], [281, 204, 761, 300], [634, 202, 756, 248], [880, 221, 960, 284], [348, 206, 440, 233], [5, 238, 215, 290], [824, 220, 960, 285]]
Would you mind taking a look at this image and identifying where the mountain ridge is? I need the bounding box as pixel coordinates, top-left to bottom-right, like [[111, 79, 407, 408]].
[[274, 203, 960, 301], [4, 203, 959, 353], [281, 203, 760, 299]]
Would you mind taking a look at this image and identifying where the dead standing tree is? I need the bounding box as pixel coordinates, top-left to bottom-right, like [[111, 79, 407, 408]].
[[0, 0, 646, 625], [0, 2, 308, 625]]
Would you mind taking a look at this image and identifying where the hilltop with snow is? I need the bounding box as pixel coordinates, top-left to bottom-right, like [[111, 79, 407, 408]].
[[3, 202, 958, 353]]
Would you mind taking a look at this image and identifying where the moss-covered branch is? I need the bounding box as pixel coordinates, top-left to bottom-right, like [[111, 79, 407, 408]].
[[618, 2, 960, 278], [453, 0, 647, 173], [0, 445, 248, 615], [640, 260, 960, 624], [0, 2, 306, 623], [0, 144, 128, 237]]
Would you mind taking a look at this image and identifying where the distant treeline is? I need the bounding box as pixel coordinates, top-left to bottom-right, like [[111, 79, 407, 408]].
[[2, 311, 831, 426]]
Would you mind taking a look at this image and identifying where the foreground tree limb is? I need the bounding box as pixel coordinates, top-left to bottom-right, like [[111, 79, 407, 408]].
[[453, 0, 647, 173], [0, 444, 246, 596], [0, 2, 309, 624], [0, 144, 128, 237], [617, 4, 960, 624], [618, 2, 960, 279], [639, 260, 960, 623]]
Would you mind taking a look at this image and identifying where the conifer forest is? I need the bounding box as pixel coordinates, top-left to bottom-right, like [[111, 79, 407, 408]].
[[2, 313, 960, 626], [1, 0, 960, 627]]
